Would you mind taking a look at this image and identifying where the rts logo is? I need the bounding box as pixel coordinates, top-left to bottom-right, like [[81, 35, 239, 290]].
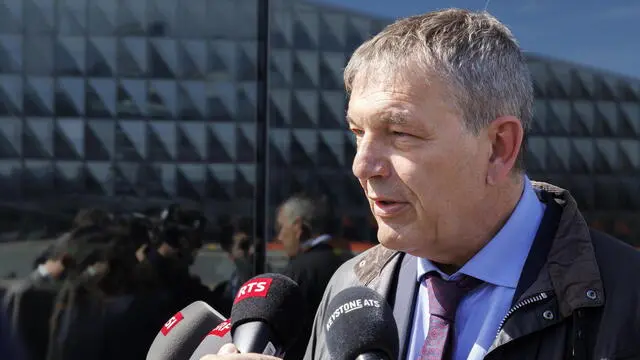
[[234, 278, 273, 304], [161, 312, 184, 336], [209, 319, 232, 337]]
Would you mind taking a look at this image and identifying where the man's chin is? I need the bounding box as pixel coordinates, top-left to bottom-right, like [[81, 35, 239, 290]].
[[376, 225, 410, 252]]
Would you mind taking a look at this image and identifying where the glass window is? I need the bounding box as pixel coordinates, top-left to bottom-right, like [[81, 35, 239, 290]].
[[177, 122, 206, 161], [116, 0, 146, 36], [293, 51, 318, 89], [148, 80, 177, 120], [149, 39, 178, 79], [206, 164, 234, 200], [319, 12, 346, 52], [0, 35, 22, 73], [207, 0, 235, 39], [25, 0, 54, 35], [117, 37, 147, 77], [86, 78, 116, 118], [85, 162, 111, 195], [175, 0, 207, 38], [24, 77, 54, 117], [0, 0, 22, 34], [55, 118, 84, 160], [293, 11, 318, 50], [176, 164, 205, 200], [0, 75, 23, 117], [56, 37, 85, 76], [87, 37, 116, 77], [148, 121, 176, 161], [179, 40, 207, 79], [24, 36, 54, 75], [23, 118, 53, 159], [236, 124, 255, 163], [0, 160, 21, 200], [23, 160, 54, 199], [85, 120, 114, 161], [55, 161, 83, 194], [88, 0, 116, 36], [178, 81, 206, 120], [55, 77, 85, 117], [57, 0, 86, 36], [0, 117, 22, 159], [117, 79, 147, 117], [116, 120, 145, 161]]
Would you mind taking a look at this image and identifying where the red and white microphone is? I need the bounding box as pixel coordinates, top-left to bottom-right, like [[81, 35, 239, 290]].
[[189, 318, 233, 360], [146, 301, 227, 360]]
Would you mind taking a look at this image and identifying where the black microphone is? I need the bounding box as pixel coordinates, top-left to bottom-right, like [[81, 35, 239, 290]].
[[324, 287, 399, 360], [188, 318, 233, 360], [146, 301, 226, 360], [230, 273, 306, 357]]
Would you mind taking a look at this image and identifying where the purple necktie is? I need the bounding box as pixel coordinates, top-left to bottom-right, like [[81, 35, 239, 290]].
[[418, 273, 482, 360]]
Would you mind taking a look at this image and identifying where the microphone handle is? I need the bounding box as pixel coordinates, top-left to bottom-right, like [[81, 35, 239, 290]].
[[355, 352, 392, 360], [232, 322, 284, 358]]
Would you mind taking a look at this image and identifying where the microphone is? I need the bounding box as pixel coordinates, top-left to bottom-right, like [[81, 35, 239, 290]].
[[324, 287, 399, 360], [188, 318, 233, 360], [146, 301, 226, 360], [230, 273, 306, 357]]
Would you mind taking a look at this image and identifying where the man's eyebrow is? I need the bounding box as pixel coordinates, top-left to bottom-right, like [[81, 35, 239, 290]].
[[345, 111, 410, 126], [384, 112, 409, 125]]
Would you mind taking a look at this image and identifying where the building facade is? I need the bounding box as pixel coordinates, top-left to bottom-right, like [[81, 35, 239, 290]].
[[0, 0, 639, 244]]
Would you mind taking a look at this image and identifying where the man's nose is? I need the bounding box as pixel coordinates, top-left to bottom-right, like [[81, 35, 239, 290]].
[[352, 137, 389, 180]]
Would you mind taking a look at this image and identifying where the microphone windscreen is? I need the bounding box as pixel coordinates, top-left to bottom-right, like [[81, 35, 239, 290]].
[[324, 287, 399, 360], [230, 273, 306, 350], [188, 319, 233, 360], [146, 301, 226, 360]]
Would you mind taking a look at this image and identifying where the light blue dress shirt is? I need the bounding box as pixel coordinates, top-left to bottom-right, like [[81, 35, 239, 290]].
[[407, 177, 545, 360]]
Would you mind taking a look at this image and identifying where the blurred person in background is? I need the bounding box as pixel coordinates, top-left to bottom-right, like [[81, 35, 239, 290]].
[[135, 204, 228, 314], [214, 218, 275, 316], [3, 225, 110, 360], [275, 194, 353, 360], [45, 223, 172, 360], [33, 208, 114, 270], [0, 302, 25, 360]]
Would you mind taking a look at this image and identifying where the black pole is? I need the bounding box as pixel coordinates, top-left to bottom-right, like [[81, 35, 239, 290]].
[[253, 0, 270, 276]]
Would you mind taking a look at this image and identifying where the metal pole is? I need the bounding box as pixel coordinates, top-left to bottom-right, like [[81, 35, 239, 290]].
[[253, 0, 270, 276]]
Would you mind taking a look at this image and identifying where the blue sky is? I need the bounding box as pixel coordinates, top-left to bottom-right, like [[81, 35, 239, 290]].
[[313, 0, 640, 80]]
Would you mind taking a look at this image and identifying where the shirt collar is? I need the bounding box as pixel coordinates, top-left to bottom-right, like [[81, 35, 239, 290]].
[[300, 234, 332, 251], [37, 264, 51, 278], [417, 175, 546, 288]]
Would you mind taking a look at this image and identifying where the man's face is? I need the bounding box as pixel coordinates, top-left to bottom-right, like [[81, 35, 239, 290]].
[[347, 73, 494, 263], [275, 207, 301, 257]]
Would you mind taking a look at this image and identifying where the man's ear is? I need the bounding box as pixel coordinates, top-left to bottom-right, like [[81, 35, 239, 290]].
[[485, 115, 524, 185]]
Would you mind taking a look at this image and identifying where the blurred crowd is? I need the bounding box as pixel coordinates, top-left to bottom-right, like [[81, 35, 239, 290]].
[[0, 194, 355, 360]]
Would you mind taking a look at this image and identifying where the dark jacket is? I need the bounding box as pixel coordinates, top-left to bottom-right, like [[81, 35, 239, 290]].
[[2, 270, 59, 360], [304, 182, 640, 360], [283, 241, 353, 360], [0, 302, 25, 360]]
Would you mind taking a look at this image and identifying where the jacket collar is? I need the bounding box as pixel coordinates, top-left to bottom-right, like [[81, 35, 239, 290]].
[[353, 181, 605, 317]]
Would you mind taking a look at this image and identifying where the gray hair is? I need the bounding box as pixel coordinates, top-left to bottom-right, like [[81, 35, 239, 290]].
[[280, 194, 331, 235], [344, 8, 533, 170]]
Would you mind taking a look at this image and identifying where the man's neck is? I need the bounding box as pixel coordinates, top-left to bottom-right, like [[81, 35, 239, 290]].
[[443, 176, 526, 270]]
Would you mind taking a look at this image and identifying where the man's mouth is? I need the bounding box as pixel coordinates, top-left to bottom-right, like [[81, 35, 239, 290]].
[[371, 199, 408, 217]]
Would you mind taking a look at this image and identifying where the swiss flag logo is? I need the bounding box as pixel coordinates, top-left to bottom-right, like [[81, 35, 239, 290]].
[[234, 278, 273, 304], [161, 312, 184, 336], [209, 319, 232, 337]]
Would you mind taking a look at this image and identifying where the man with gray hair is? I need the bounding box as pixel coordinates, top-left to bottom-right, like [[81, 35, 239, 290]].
[[275, 193, 352, 360], [201, 8, 640, 360]]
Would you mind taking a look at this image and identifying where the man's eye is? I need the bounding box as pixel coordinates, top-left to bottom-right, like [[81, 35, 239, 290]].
[[392, 131, 409, 137], [350, 128, 364, 136]]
